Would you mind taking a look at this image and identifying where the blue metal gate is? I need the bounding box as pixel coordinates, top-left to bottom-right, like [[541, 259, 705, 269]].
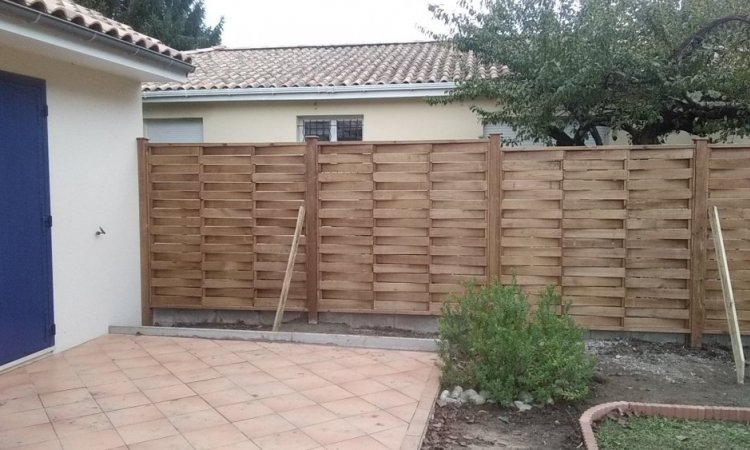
[[0, 71, 54, 366]]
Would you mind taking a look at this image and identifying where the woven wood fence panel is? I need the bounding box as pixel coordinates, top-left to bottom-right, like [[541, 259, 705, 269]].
[[139, 138, 750, 342]]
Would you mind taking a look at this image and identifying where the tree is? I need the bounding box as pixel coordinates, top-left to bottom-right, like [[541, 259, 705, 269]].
[[428, 0, 750, 145], [77, 0, 223, 51]]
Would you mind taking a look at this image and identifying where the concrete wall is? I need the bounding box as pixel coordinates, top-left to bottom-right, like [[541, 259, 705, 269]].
[[143, 98, 491, 142], [1, 44, 143, 352]]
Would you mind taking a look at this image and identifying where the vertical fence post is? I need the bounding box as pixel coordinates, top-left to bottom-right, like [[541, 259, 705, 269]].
[[137, 138, 153, 326], [690, 138, 710, 347], [487, 134, 503, 283], [305, 136, 320, 324]]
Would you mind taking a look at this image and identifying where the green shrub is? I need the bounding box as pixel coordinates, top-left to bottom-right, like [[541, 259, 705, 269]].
[[438, 279, 595, 404]]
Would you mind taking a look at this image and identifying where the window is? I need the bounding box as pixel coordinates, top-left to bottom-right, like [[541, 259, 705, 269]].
[[144, 118, 203, 143], [483, 123, 610, 146], [298, 116, 363, 142]]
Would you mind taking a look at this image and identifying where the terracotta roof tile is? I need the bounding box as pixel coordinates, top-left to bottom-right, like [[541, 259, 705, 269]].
[[143, 41, 504, 92], [8, 0, 190, 63]]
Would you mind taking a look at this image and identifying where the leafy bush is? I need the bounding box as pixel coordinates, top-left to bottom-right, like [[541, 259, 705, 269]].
[[438, 279, 595, 404]]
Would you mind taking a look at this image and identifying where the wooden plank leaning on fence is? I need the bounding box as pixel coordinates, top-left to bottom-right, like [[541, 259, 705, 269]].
[[272, 206, 306, 332], [709, 206, 746, 384]]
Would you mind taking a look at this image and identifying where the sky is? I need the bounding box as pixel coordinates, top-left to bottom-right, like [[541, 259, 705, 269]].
[[203, 0, 457, 49]]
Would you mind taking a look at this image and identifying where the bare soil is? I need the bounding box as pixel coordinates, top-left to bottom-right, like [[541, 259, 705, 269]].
[[422, 339, 750, 450]]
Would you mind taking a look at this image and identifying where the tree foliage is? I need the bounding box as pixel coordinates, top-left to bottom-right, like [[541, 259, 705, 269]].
[[429, 0, 750, 145], [77, 0, 223, 51]]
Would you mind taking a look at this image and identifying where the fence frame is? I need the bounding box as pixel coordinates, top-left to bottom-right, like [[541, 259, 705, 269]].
[[138, 136, 749, 346]]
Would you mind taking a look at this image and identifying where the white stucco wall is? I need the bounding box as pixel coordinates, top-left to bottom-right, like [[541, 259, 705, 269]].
[[1, 44, 143, 352], [144, 98, 492, 142]]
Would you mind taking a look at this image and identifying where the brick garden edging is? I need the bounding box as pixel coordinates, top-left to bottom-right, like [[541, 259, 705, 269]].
[[579, 401, 750, 450]]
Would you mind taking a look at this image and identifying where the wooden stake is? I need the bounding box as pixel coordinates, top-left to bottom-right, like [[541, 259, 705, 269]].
[[709, 206, 746, 384], [273, 206, 306, 332]]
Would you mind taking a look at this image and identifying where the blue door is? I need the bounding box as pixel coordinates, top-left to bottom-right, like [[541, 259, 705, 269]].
[[0, 71, 54, 366]]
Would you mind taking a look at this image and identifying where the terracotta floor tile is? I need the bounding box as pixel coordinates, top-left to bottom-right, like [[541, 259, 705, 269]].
[[183, 423, 249, 450], [73, 361, 120, 376], [122, 364, 171, 380], [155, 395, 212, 417], [243, 357, 293, 371], [228, 372, 277, 388], [319, 368, 368, 384], [335, 355, 379, 368], [88, 380, 140, 399], [213, 362, 261, 376], [79, 370, 131, 388], [262, 366, 313, 381], [175, 367, 222, 384], [0, 408, 49, 432], [395, 383, 425, 401], [168, 408, 228, 433], [216, 400, 274, 422], [234, 414, 295, 439], [386, 403, 417, 422], [0, 422, 57, 448], [0, 393, 43, 415], [283, 374, 332, 391], [143, 384, 196, 403], [253, 429, 320, 450], [279, 405, 338, 428], [31, 374, 84, 394], [321, 397, 380, 418], [325, 434, 391, 450], [0, 372, 32, 391], [302, 361, 347, 375], [301, 418, 365, 445], [51, 412, 112, 437], [46, 398, 102, 421], [13, 438, 63, 450], [261, 392, 316, 413], [133, 374, 184, 390], [116, 417, 179, 445], [106, 404, 165, 427], [346, 410, 405, 434], [58, 428, 125, 450], [95, 392, 151, 412], [301, 385, 354, 403], [113, 356, 158, 369], [202, 387, 255, 408], [360, 390, 414, 410], [370, 424, 408, 449], [40, 387, 93, 407], [128, 434, 193, 450], [163, 360, 210, 374], [244, 381, 294, 401], [213, 440, 260, 450], [199, 353, 245, 367], [188, 376, 238, 395], [352, 364, 402, 377], [145, 344, 185, 356], [340, 379, 390, 397]]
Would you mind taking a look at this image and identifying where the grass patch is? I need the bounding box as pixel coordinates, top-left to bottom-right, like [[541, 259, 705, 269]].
[[595, 415, 750, 450]]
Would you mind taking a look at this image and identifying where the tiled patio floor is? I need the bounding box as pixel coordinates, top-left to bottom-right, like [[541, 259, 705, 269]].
[[0, 334, 439, 450]]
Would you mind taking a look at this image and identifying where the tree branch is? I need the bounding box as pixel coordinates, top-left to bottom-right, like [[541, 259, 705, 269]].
[[675, 15, 750, 60]]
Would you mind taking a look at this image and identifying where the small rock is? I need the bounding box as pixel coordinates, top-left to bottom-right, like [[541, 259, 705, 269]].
[[439, 390, 450, 401], [514, 401, 532, 412], [450, 386, 464, 399], [517, 391, 534, 403], [497, 415, 510, 423]]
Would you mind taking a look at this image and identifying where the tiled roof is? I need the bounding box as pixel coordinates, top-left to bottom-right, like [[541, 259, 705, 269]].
[[143, 41, 503, 91], [7, 0, 190, 63]]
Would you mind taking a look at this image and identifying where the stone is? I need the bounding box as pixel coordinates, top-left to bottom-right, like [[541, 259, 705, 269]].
[[439, 389, 451, 401], [450, 386, 464, 399], [514, 400, 532, 412], [517, 391, 534, 403]]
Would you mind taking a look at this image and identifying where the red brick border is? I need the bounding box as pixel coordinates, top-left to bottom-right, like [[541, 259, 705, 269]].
[[579, 402, 750, 450]]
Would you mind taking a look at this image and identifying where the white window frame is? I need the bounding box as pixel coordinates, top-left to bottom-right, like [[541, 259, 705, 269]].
[[297, 115, 363, 142]]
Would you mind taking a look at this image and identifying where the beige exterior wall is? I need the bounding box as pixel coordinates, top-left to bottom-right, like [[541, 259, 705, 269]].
[[144, 98, 493, 142], [1, 44, 144, 352]]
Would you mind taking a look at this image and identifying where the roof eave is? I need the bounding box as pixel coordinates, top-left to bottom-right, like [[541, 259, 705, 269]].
[[142, 82, 458, 103], [0, 0, 194, 82]]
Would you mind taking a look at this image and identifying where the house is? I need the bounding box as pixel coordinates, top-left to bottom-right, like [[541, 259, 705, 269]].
[[142, 41, 506, 143], [0, 0, 192, 369]]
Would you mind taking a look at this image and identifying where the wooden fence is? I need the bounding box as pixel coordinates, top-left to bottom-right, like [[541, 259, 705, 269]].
[[138, 137, 750, 345]]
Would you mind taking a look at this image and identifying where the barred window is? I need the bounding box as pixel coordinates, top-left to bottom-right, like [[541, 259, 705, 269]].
[[298, 116, 363, 142]]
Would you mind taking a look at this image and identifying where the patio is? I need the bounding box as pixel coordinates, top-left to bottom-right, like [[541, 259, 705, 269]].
[[0, 334, 439, 450]]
